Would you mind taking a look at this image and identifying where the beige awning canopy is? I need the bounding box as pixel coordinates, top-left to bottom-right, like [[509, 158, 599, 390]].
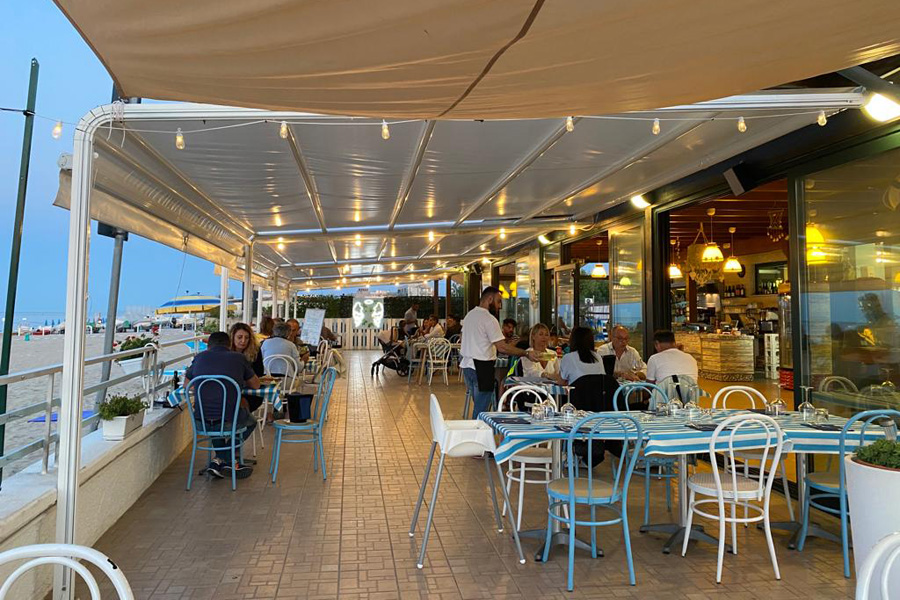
[[54, 0, 900, 119]]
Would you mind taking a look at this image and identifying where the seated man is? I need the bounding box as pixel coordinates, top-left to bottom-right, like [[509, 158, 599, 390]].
[[261, 322, 301, 376], [645, 329, 699, 384], [285, 318, 311, 362], [406, 315, 443, 360], [185, 331, 260, 479], [502, 318, 519, 345], [444, 314, 462, 339], [598, 325, 647, 381]]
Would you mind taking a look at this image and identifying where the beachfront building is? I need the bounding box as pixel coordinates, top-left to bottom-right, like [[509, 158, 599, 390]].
[[1, 2, 900, 598]]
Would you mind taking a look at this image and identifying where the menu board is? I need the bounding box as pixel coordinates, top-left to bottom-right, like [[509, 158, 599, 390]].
[[300, 308, 326, 345]]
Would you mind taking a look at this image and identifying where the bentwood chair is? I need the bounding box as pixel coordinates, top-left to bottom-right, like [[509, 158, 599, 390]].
[[409, 395, 526, 569], [819, 375, 859, 394], [613, 382, 675, 525], [544, 413, 642, 590], [856, 531, 900, 600], [682, 413, 784, 584], [712, 385, 795, 523], [0, 544, 134, 600], [426, 337, 452, 386], [256, 353, 301, 454], [797, 409, 900, 578], [498, 384, 556, 530], [184, 375, 249, 491], [270, 366, 338, 482]]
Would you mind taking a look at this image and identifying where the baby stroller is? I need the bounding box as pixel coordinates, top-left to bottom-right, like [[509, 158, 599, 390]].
[[372, 328, 410, 377]]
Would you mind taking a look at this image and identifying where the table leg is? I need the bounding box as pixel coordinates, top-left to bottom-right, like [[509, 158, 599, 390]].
[[417, 348, 427, 385], [785, 452, 839, 549]]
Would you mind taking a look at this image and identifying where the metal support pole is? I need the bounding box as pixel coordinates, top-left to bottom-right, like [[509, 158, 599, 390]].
[[219, 266, 229, 332], [95, 231, 125, 406], [0, 59, 38, 488], [432, 279, 439, 316], [273, 269, 280, 319], [290, 288, 296, 319], [256, 285, 263, 327], [242, 244, 253, 322], [56, 104, 108, 600]]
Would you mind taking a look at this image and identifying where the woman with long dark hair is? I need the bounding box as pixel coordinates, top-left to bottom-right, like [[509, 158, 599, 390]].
[[230, 322, 264, 377], [558, 326, 605, 385]]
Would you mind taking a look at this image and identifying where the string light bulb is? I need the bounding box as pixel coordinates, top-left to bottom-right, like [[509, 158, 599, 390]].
[[499, 228, 507, 240], [355, 233, 362, 247], [390, 262, 397, 270], [51, 121, 63, 140], [277, 242, 285, 251], [651, 118, 660, 135], [427, 230, 435, 242], [175, 128, 185, 150], [381, 120, 390, 140], [817, 110, 827, 127], [565, 116, 575, 132], [569, 224, 576, 235], [279, 121, 288, 139], [737, 116, 747, 133]]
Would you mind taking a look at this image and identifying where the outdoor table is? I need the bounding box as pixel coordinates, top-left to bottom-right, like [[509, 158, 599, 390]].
[[480, 409, 886, 560], [411, 340, 461, 384], [167, 382, 283, 411]]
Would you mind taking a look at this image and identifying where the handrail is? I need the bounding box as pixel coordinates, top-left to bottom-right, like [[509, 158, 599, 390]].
[[0, 334, 205, 478]]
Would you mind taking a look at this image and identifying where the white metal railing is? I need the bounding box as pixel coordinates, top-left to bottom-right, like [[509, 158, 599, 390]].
[[0, 334, 204, 478], [300, 318, 408, 350]]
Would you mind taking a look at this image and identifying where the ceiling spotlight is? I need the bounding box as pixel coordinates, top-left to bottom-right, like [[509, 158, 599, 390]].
[[428, 230, 435, 242], [630, 194, 650, 209], [499, 228, 507, 240], [569, 224, 576, 236], [355, 233, 362, 247], [537, 234, 551, 245], [863, 93, 900, 122], [277, 243, 285, 251]]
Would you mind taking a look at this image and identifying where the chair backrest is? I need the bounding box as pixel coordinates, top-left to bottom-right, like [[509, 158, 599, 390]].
[[838, 409, 900, 488], [185, 375, 242, 436], [571, 374, 619, 412], [263, 353, 300, 390], [709, 413, 784, 502], [612, 382, 667, 411], [712, 385, 767, 409], [448, 334, 461, 343], [498, 384, 554, 412], [428, 394, 493, 457], [563, 413, 642, 502], [856, 531, 900, 600], [0, 543, 134, 600], [316, 339, 329, 356], [819, 375, 859, 394], [658, 374, 699, 403], [427, 337, 452, 362], [312, 367, 339, 426]]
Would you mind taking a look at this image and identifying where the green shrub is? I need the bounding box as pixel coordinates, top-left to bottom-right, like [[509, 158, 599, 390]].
[[114, 334, 155, 360], [855, 439, 900, 470], [98, 394, 147, 420]]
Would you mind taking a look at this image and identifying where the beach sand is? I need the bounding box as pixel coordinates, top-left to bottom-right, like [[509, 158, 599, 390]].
[[2, 329, 203, 477]]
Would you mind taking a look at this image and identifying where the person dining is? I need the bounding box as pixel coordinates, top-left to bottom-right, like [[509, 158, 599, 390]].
[[558, 326, 606, 386], [598, 325, 646, 381], [285, 318, 311, 362], [229, 322, 264, 377], [444, 314, 462, 339], [256, 315, 275, 343], [502, 318, 519, 345], [260, 322, 300, 377], [645, 329, 699, 384], [520, 323, 560, 379]]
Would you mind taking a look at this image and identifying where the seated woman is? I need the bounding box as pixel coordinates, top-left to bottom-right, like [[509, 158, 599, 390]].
[[558, 326, 605, 386], [256, 315, 275, 343], [229, 322, 264, 413], [520, 323, 560, 380]]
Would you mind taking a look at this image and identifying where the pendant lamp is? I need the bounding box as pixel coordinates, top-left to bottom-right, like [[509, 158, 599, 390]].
[[668, 239, 683, 278], [701, 208, 724, 263], [723, 227, 742, 273], [591, 238, 607, 278]]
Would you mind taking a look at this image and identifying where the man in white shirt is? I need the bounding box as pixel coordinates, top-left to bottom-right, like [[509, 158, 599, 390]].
[[645, 330, 699, 384], [403, 303, 419, 337], [598, 325, 646, 380], [461, 287, 537, 417]]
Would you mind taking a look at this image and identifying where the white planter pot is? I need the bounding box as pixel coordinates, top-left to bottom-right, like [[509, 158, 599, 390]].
[[102, 410, 145, 441], [845, 454, 900, 598], [117, 356, 144, 375]]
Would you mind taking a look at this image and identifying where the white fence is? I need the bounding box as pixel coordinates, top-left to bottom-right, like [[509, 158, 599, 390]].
[[304, 318, 406, 350]]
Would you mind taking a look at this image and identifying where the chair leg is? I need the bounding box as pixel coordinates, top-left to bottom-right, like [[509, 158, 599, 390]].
[[643, 463, 651, 526], [542, 497, 554, 563], [731, 502, 738, 555], [270, 429, 282, 483], [502, 464, 512, 518], [186, 438, 198, 491], [590, 505, 598, 559], [840, 493, 851, 578], [484, 455, 503, 532], [743, 461, 750, 526], [493, 458, 526, 564], [567, 503, 576, 592], [251, 428, 258, 458], [763, 505, 781, 580], [230, 440, 237, 491], [318, 436, 327, 480], [796, 487, 811, 552], [681, 490, 696, 557], [780, 461, 795, 522], [516, 462, 526, 531], [410, 442, 437, 537], [622, 505, 636, 585], [665, 464, 672, 512], [716, 499, 727, 584], [417, 453, 446, 569]]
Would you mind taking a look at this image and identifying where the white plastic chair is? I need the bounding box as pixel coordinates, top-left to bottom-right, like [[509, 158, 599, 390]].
[[0, 544, 134, 599], [409, 395, 526, 569], [819, 376, 859, 394], [712, 385, 795, 522], [856, 531, 900, 600], [498, 385, 556, 530], [682, 413, 784, 584], [426, 338, 452, 385]]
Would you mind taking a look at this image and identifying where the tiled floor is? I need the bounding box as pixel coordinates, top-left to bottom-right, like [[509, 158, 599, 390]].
[[82, 352, 856, 599]]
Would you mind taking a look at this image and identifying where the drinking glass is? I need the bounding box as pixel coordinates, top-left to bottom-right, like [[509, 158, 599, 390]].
[[814, 407, 830, 424]]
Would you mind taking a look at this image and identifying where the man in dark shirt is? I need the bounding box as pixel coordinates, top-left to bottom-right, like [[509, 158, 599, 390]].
[[185, 331, 260, 479], [444, 314, 462, 339]]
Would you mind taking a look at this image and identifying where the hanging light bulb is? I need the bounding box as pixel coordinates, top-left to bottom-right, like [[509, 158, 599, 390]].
[[355, 233, 362, 247], [427, 230, 435, 242], [590, 263, 607, 278], [817, 111, 827, 127], [499, 228, 507, 240], [51, 121, 63, 140], [668, 239, 682, 279], [279, 121, 289, 139], [723, 226, 742, 272], [341, 277, 347, 284], [569, 224, 576, 235], [737, 116, 747, 133], [390, 262, 397, 270], [277, 242, 285, 251], [565, 116, 575, 132], [651, 118, 660, 135], [619, 276, 633, 287], [381, 119, 390, 140], [175, 128, 185, 150]]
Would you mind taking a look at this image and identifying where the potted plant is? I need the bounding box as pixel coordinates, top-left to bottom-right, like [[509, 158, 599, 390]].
[[99, 394, 148, 441], [114, 334, 156, 375], [845, 438, 900, 582]]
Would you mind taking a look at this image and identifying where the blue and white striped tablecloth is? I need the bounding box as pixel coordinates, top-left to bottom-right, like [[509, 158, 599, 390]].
[[167, 383, 283, 411], [481, 410, 885, 463], [505, 376, 570, 397]]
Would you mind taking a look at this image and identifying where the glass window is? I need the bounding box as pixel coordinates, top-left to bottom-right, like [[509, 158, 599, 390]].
[[514, 259, 532, 337], [801, 147, 900, 414], [610, 221, 645, 356], [579, 262, 610, 339]]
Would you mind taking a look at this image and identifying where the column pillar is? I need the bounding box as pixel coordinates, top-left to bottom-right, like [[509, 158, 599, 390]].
[[242, 243, 253, 323]]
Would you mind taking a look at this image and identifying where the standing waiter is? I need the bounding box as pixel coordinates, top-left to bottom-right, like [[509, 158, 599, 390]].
[[460, 287, 537, 417]]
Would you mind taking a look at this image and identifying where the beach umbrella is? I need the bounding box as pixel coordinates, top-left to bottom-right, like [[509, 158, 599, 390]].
[[155, 295, 240, 315]]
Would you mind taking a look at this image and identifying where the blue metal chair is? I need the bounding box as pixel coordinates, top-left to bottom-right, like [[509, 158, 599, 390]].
[[184, 375, 248, 491], [270, 367, 338, 482], [796, 409, 900, 578], [613, 382, 675, 525], [543, 413, 643, 591]]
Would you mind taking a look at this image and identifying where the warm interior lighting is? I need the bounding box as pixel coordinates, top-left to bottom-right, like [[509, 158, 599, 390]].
[[277, 243, 285, 251], [427, 230, 435, 242], [568, 224, 576, 235], [723, 226, 742, 272], [481, 257, 491, 265], [817, 111, 827, 127], [279, 121, 288, 139], [565, 116, 575, 132], [175, 128, 185, 150], [590, 264, 607, 278], [619, 276, 633, 287], [354, 211, 361, 222], [51, 121, 63, 140], [806, 223, 825, 245], [499, 228, 507, 240], [354, 234, 362, 247], [737, 116, 747, 133], [537, 234, 551, 245], [390, 262, 397, 270], [274, 215, 283, 227], [702, 243, 724, 263], [863, 93, 900, 122], [630, 194, 650, 209], [651, 118, 660, 135], [668, 264, 683, 279], [381, 120, 390, 139]]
